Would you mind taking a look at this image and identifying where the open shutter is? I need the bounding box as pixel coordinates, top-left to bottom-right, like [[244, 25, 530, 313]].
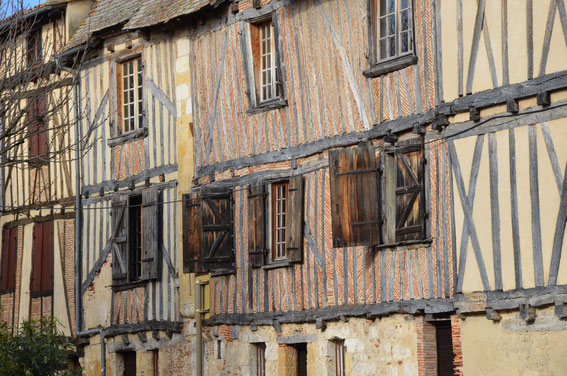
[[142, 188, 160, 280], [31, 223, 43, 292], [41, 222, 53, 291], [183, 191, 204, 273], [7, 228, 17, 290], [1, 228, 12, 291], [111, 195, 129, 283], [329, 143, 380, 247], [286, 175, 304, 263], [248, 183, 266, 268], [201, 187, 235, 273], [37, 96, 48, 159], [395, 139, 425, 241]]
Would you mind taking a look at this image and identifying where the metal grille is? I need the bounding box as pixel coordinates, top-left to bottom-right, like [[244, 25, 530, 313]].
[[260, 21, 279, 102], [122, 58, 144, 132], [334, 340, 345, 376], [378, 0, 413, 60], [256, 343, 266, 376], [272, 182, 288, 260]]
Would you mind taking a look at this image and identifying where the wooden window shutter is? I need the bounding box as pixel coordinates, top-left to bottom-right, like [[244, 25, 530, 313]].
[[183, 191, 204, 273], [329, 143, 381, 247], [395, 139, 425, 241], [111, 195, 129, 283], [41, 222, 54, 291], [248, 183, 266, 268], [1, 228, 17, 291], [286, 175, 304, 263], [31, 223, 43, 292], [142, 188, 160, 280], [201, 187, 235, 273]]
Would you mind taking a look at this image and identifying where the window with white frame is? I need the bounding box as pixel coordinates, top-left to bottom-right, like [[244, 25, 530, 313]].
[[272, 181, 288, 261], [119, 57, 144, 133], [378, 0, 413, 60], [259, 21, 279, 102]]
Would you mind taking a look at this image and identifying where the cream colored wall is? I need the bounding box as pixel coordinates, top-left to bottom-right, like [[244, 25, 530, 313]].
[[460, 307, 567, 376], [452, 113, 567, 293], [441, 0, 567, 101]]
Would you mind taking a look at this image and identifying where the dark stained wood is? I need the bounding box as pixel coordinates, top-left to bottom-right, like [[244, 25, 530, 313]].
[[142, 188, 160, 280], [31, 222, 53, 293], [183, 191, 203, 273], [248, 183, 266, 268], [31, 223, 43, 293], [329, 143, 380, 247], [111, 195, 128, 283], [1, 227, 17, 291], [395, 139, 425, 242], [286, 175, 304, 263], [201, 188, 235, 273]]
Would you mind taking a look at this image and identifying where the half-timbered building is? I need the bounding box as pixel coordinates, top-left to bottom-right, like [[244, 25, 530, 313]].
[[179, 0, 567, 375], [60, 1, 200, 374], [0, 0, 89, 341]]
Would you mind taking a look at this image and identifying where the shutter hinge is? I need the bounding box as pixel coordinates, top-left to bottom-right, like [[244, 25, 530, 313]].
[[142, 257, 154, 262]]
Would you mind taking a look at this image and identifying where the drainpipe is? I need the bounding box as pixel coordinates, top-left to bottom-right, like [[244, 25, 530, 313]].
[[57, 53, 106, 376], [196, 278, 209, 376]]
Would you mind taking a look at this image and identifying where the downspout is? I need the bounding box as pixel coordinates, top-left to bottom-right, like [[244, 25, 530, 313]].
[[196, 278, 209, 376], [56, 54, 106, 376]]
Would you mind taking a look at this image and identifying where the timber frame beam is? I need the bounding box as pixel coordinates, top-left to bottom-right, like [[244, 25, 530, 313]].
[[196, 71, 567, 179]]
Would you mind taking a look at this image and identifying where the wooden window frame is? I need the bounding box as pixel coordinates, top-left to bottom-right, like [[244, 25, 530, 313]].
[[364, 0, 417, 78], [243, 13, 287, 114], [27, 27, 42, 68], [128, 194, 143, 283], [333, 339, 346, 376], [270, 181, 289, 262], [28, 96, 49, 166], [0, 227, 17, 292], [255, 343, 266, 376], [116, 55, 145, 136]]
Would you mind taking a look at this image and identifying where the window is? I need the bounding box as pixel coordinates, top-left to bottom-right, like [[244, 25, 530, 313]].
[[31, 222, 53, 295], [293, 343, 308, 376], [117, 57, 144, 134], [120, 351, 137, 376], [434, 321, 455, 376], [333, 340, 346, 376], [111, 189, 161, 286], [151, 350, 159, 376], [1, 227, 17, 292], [365, 0, 417, 77], [27, 28, 42, 67], [272, 181, 289, 261], [328, 139, 425, 247], [128, 195, 143, 282], [28, 96, 48, 165], [244, 15, 286, 111], [255, 343, 266, 376]]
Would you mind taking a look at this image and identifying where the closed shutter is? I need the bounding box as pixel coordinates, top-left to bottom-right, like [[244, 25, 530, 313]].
[[329, 143, 381, 247], [201, 188, 235, 273], [111, 195, 129, 283], [286, 175, 304, 263], [41, 222, 53, 291], [31, 223, 43, 292], [142, 188, 160, 280], [183, 191, 204, 273], [1, 227, 17, 291], [248, 183, 266, 268], [395, 139, 425, 241], [28, 97, 47, 163]]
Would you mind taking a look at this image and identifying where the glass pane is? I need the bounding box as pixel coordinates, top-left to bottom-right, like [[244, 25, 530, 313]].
[[388, 15, 396, 35], [380, 0, 387, 16], [389, 37, 396, 57], [401, 32, 408, 53], [402, 10, 409, 31], [380, 17, 387, 38], [388, 0, 395, 13], [401, 0, 409, 10], [380, 39, 387, 59]]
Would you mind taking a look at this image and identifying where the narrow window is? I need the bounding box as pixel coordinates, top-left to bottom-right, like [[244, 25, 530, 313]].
[[255, 343, 266, 376], [31, 222, 53, 295], [378, 0, 413, 61], [259, 21, 278, 102], [118, 57, 144, 133], [333, 340, 345, 376], [272, 181, 288, 261], [293, 343, 308, 376], [27, 28, 42, 67], [217, 339, 222, 359], [435, 321, 455, 376], [128, 195, 142, 282], [121, 351, 137, 376], [151, 350, 159, 376], [28, 96, 48, 165], [1, 227, 17, 291]]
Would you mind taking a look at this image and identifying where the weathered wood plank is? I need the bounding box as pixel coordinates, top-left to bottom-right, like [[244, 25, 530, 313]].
[[540, 122, 564, 193], [539, 0, 557, 77], [502, 0, 509, 85], [146, 78, 176, 117], [457, 0, 464, 96], [527, 0, 534, 79], [482, 18, 499, 88], [508, 128, 523, 289], [466, 0, 486, 94], [528, 125, 544, 287], [548, 163, 567, 286], [488, 133, 502, 290]]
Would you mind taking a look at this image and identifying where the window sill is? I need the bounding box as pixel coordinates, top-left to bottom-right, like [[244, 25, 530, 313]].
[[112, 280, 146, 291], [210, 269, 236, 277], [375, 238, 432, 250], [363, 53, 417, 78], [0, 288, 15, 295], [246, 98, 288, 115], [262, 260, 292, 270], [107, 127, 148, 147]]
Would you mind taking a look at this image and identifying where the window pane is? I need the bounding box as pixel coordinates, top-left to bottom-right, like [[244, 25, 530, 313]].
[[402, 10, 409, 31], [380, 0, 387, 16], [401, 32, 409, 53], [388, 0, 395, 13], [389, 37, 396, 57], [401, 0, 409, 9], [388, 15, 396, 35]]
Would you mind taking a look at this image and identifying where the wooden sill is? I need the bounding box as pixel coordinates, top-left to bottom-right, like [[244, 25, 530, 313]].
[[210, 269, 236, 277], [30, 290, 53, 298], [363, 53, 418, 78], [375, 238, 432, 250], [247, 98, 288, 115], [262, 260, 292, 270], [107, 127, 148, 147], [113, 279, 146, 291], [0, 288, 15, 295]]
